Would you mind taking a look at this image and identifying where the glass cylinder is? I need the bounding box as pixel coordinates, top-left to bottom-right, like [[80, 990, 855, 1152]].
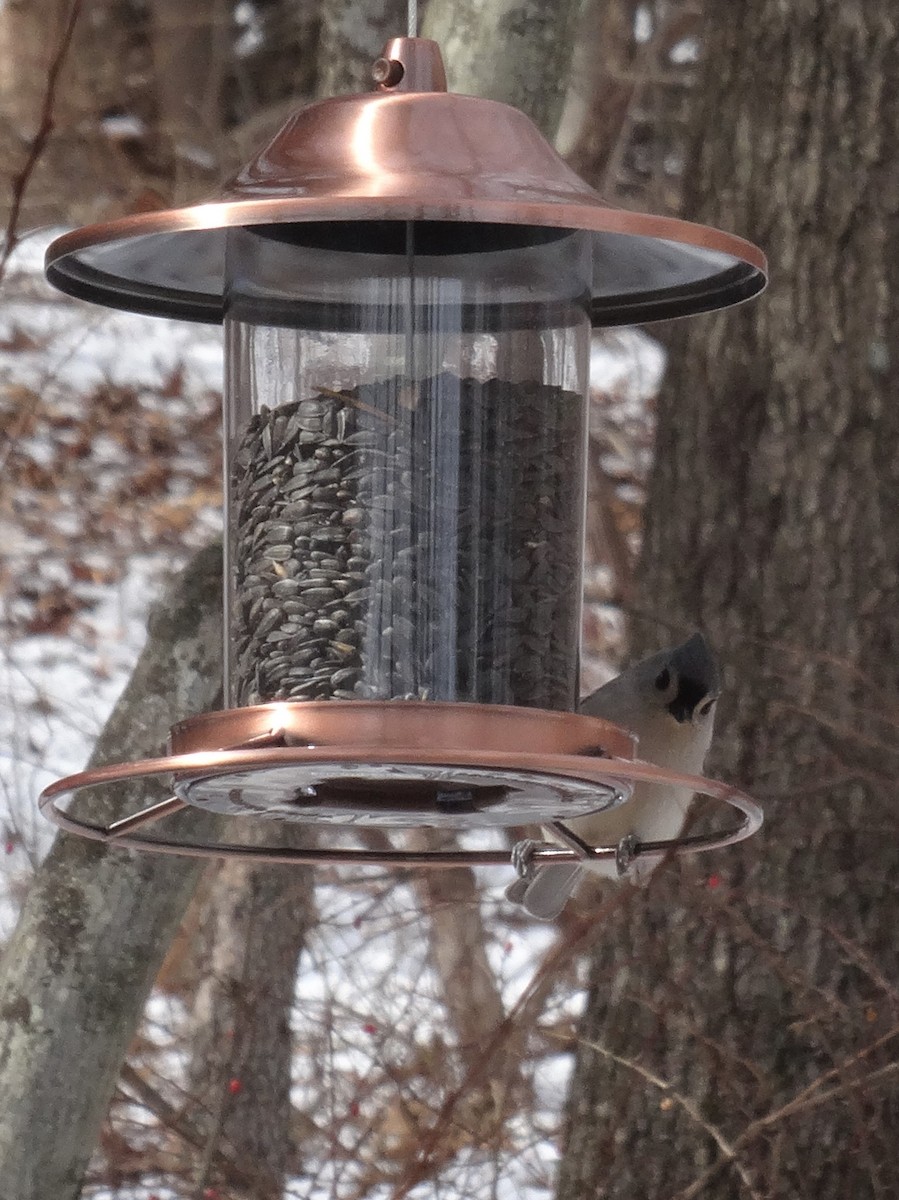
[[223, 222, 590, 712]]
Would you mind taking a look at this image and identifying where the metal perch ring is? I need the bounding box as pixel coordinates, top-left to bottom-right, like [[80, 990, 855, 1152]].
[[39, 701, 762, 869]]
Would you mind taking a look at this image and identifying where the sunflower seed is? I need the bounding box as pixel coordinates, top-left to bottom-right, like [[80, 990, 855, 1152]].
[[229, 377, 582, 709]]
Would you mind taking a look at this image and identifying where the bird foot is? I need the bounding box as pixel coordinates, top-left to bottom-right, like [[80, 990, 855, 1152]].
[[510, 838, 549, 880], [615, 833, 640, 877]]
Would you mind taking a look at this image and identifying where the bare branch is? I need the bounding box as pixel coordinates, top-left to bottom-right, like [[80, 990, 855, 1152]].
[[578, 1037, 762, 1200], [0, 0, 83, 282], [117, 1065, 256, 1191], [674, 1034, 899, 1200]]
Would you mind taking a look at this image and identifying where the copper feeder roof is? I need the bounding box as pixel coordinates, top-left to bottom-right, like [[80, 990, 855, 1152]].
[[45, 38, 766, 327]]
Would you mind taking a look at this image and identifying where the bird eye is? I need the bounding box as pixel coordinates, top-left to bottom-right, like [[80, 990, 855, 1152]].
[[655, 668, 671, 691], [698, 698, 715, 717]]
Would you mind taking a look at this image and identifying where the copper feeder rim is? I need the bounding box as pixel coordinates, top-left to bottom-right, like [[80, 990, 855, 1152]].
[[39, 700, 763, 869], [44, 37, 767, 328]]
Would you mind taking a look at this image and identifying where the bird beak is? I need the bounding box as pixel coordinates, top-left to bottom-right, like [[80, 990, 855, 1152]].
[[667, 698, 694, 724]]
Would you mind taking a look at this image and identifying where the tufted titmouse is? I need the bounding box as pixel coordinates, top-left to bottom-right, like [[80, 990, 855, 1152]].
[[506, 632, 720, 920]]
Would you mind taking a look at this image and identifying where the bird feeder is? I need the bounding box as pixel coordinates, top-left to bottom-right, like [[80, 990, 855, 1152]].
[[39, 37, 764, 871]]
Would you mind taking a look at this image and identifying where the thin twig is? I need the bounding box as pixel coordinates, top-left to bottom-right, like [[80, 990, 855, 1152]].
[[118, 1064, 256, 1189], [577, 1037, 763, 1200], [749, 893, 899, 1005], [387, 884, 640, 1199], [756, 1060, 899, 1130], [673, 1029, 899, 1200], [0, 0, 84, 282]]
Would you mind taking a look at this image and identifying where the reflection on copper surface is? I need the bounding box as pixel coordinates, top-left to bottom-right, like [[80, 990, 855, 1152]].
[[351, 101, 379, 176], [167, 700, 637, 760], [39, 700, 762, 867], [44, 38, 766, 326]]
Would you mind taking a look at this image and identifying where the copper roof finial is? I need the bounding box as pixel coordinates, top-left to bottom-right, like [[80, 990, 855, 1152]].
[[373, 37, 447, 92]]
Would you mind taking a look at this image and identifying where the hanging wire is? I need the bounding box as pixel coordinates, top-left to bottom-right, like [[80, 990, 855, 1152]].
[[408, 0, 417, 38]]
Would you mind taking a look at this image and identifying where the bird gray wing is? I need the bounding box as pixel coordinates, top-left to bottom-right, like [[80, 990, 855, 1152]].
[[504, 863, 583, 921]]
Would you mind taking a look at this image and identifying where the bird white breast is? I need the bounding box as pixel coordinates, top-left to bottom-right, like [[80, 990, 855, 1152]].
[[563, 711, 713, 878]]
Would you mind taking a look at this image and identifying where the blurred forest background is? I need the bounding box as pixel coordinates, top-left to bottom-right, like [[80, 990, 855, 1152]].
[[0, 2, 897, 1199]]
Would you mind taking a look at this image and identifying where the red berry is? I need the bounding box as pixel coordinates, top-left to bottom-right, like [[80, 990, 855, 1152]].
[[362, 1022, 377, 1036], [203, 1190, 219, 1199], [707, 873, 722, 889], [349, 1099, 360, 1118], [4, 841, 13, 855], [228, 1078, 242, 1095]]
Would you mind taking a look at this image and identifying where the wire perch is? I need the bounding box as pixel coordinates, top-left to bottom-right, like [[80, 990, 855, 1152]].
[[40, 703, 762, 869]]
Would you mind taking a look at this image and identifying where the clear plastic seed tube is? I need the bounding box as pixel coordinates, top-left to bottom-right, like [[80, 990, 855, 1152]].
[[223, 223, 591, 711]]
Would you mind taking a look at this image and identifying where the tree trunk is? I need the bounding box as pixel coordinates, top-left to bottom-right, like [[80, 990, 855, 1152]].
[[316, 0, 406, 99], [225, 0, 321, 167], [557, 5, 899, 1199], [559, 0, 699, 212], [555, 0, 637, 179], [407, 830, 517, 1092], [184, 854, 316, 1200], [0, 544, 222, 1200], [148, 0, 231, 198], [414, 850, 507, 1070], [422, 0, 584, 139]]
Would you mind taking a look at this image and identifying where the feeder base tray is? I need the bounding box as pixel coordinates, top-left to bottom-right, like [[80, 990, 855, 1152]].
[[166, 700, 632, 826], [175, 763, 623, 827], [38, 701, 763, 867]]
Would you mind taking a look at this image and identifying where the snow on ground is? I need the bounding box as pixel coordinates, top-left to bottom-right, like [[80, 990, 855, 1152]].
[[0, 227, 224, 931]]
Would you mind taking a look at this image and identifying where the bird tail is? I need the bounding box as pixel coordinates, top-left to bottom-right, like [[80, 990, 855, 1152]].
[[504, 863, 583, 921]]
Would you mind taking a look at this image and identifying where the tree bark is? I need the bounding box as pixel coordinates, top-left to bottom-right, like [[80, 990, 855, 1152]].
[[0, 544, 222, 1200], [184, 854, 315, 1200], [422, 0, 584, 139], [558, 4, 899, 1199], [148, 0, 231, 198], [316, 0, 406, 99], [555, 0, 638, 178]]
